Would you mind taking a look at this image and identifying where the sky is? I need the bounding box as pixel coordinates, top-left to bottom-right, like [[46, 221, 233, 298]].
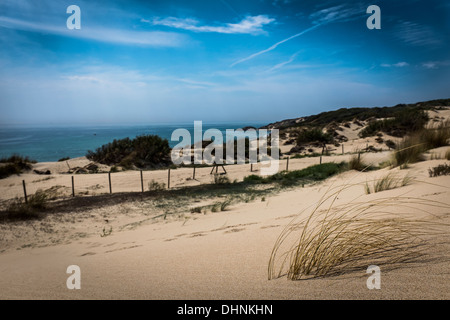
[[0, 0, 449, 126]]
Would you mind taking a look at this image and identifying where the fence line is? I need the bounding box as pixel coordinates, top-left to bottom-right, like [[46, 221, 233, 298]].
[[1, 146, 380, 203]]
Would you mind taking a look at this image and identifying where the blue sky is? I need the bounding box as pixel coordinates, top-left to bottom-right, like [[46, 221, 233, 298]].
[[0, 0, 449, 125]]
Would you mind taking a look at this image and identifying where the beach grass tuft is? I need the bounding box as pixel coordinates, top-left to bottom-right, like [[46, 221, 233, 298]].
[[268, 184, 449, 280]]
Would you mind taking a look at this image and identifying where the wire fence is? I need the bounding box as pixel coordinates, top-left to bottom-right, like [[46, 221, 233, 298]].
[[1, 147, 388, 204]]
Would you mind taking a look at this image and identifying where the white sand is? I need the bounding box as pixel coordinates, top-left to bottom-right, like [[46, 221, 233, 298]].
[[0, 109, 449, 300]]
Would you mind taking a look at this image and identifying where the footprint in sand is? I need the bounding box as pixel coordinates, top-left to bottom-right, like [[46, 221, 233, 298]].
[[80, 252, 97, 257], [224, 228, 245, 233]]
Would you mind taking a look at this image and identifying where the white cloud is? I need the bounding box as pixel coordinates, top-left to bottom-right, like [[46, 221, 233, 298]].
[[381, 62, 410, 68], [230, 4, 364, 68], [149, 15, 274, 35], [309, 4, 363, 24], [230, 24, 320, 67], [395, 21, 442, 47], [422, 61, 450, 69], [0, 16, 187, 47]]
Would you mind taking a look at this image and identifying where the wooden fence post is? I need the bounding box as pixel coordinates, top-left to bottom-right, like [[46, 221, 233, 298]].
[[320, 156, 323, 165], [140, 170, 144, 193], [250, 163, 253, 172], [168, 169, 171, 189], [193, 166, 196, 180], [286, 157, 290, 171], [22, 180, 28, 204], [342, 144, 344, 155], [108, 172, 112, 194], [71, 176, 75, 197]]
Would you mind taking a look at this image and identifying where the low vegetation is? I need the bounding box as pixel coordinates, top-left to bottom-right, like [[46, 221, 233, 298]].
[[269, 187, 448, 280], [428, 164, 450, 177], [263, 99, 449, 130], [295, 127, 334, 146], [0, 154, 36, 179], [2, 189, 49, 221], [148, 179, 166, 191], [86, 135, 172, 169], [243, 162, 347, 187], [365, 173, 413, 194], [392, 121, 450, 167], [359, 109, 429, 138], [347, 154, 372, 172]]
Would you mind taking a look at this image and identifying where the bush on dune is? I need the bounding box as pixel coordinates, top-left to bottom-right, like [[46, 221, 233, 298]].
[[359, 109, 429, 138], [0, 154, 36, 179], [86, 135, 171, 169], [295, 128, 334, 146]]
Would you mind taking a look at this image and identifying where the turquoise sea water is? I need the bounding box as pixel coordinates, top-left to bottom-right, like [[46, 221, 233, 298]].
[[0, 122, 268, 162]]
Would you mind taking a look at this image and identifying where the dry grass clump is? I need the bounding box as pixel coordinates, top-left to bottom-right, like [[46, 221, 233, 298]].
[[148, 179, 166, 191], [365, 173, 413, 194], [212, 174, 231, 185], [2, 189, 49, 221], [393, 121, 450, 167], [268, 185, 449, 280], [347, 154, 369, 172]]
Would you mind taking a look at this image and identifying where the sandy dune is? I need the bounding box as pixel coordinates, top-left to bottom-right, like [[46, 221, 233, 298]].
[[0, 108, 449, 300], [0, 154, 449, 299]]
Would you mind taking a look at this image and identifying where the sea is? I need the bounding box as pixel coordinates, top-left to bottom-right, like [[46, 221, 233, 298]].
[[0, 122, 268, 162]]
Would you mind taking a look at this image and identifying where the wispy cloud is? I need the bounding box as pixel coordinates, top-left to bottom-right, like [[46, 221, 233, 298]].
[[422, 61, 450, 69], [267, 51, 301, 72], [309, 4, 363, 24], [395, 21, 442, 47], [381, 62, 410, 68], [231, 24, 320, 67], [231, 4, 364, 68], [148, 15, 274, 35], [0, 16, 187, 47]]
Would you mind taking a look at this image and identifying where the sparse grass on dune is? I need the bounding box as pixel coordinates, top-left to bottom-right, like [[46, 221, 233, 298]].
[[347, 154, 373, 172], [0, 154, 36, 179], [392, 121, 450, 167], [365, 173, 413, 194], [243, 162, 347, 187], [2, 189, 49, 221], [268, 183, 450, 280]]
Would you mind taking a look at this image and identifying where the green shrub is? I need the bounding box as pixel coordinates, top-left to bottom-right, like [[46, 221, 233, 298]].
[[296, 128, 333, 146], [359, 109, 429, 138], [243, 174, 265, 184], [87, 135, 171, 169], [428, 164, 450, 177], [385, 140, 396, 149], [0, 154, 36, 179], [190, 206, 203, 214]]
